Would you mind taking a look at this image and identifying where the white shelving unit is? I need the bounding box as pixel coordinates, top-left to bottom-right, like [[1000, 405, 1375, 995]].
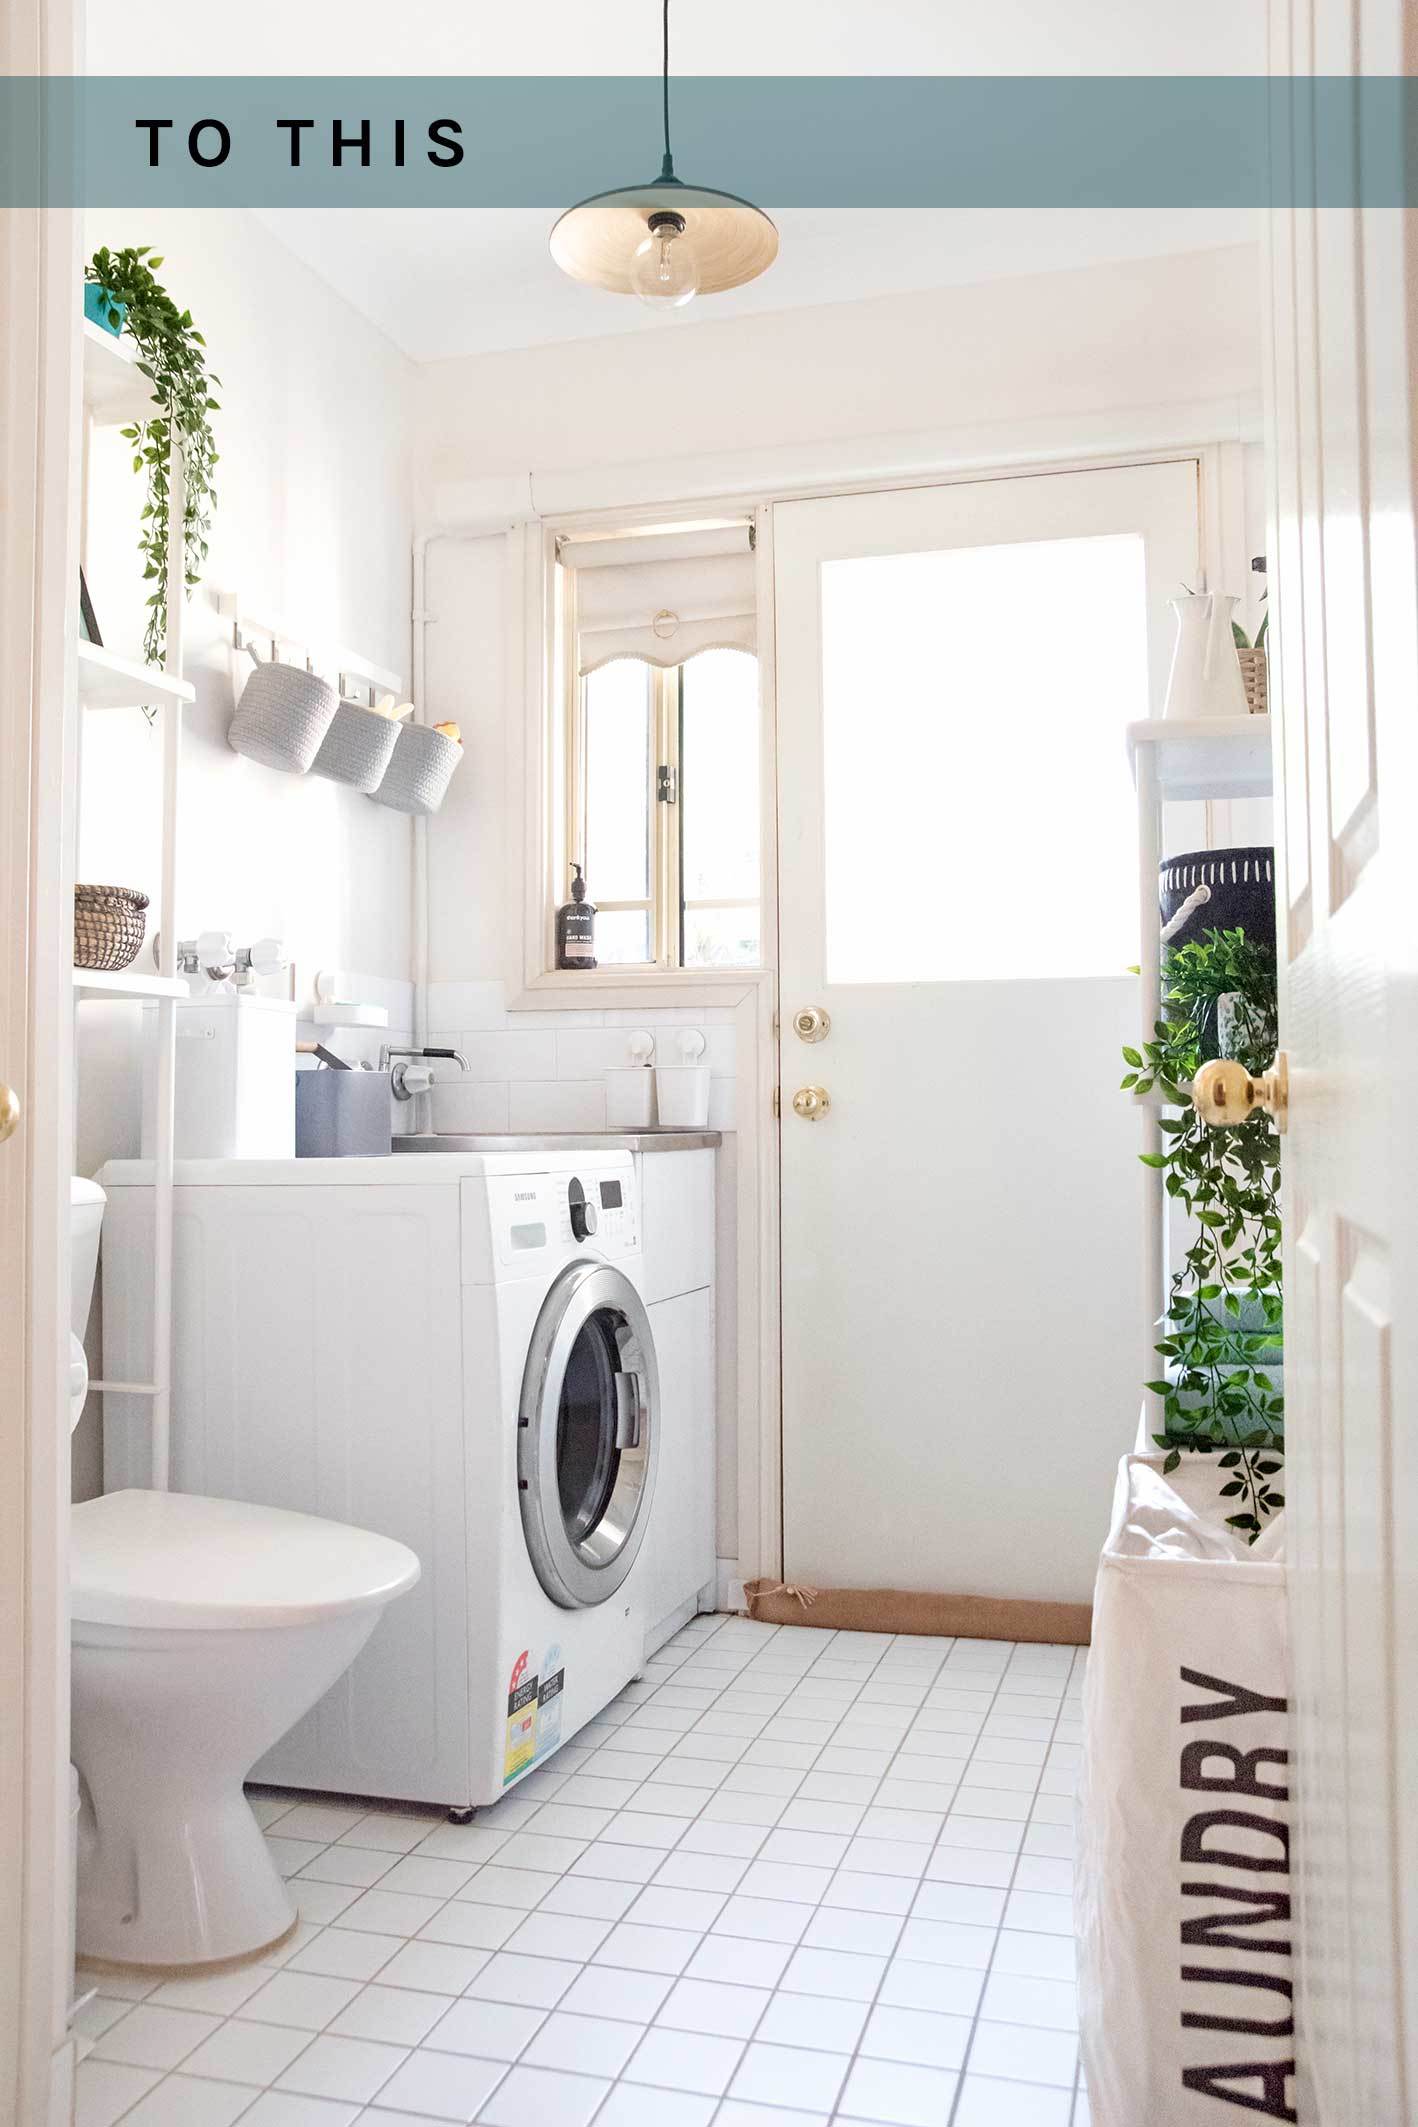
[[76, 318, 187, 1487], [71, 968, 188, 1003], [1129, 714, 1275, 1434], [77, 642, 193, 715], [80, 319, 154, 427]]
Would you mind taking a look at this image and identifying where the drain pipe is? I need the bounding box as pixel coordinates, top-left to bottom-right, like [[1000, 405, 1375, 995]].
[[410, 512, 525, 1074], [411, 533, 432, 1057]]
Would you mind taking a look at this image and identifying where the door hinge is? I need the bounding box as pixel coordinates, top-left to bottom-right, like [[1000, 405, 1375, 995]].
[[772, 1087, 780, 1118], [656, 764, 678, 804]]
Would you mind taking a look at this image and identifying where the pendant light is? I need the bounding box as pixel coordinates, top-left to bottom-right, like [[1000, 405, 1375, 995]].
[[549, 0, 779, 309]]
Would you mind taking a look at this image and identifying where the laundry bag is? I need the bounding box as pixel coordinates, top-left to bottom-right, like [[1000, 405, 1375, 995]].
[[1077, 1455, 1294, 2127]]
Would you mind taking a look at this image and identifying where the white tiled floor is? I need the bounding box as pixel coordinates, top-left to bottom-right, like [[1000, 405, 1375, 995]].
[[74, 1617, 1090, 2127]]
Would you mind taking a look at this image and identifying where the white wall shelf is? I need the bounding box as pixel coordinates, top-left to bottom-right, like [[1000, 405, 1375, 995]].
[[1127, 715, 1273, 802], [82, 319, 154, 426], [77, 642, 194, 714], [72, 968, 188, 1003]]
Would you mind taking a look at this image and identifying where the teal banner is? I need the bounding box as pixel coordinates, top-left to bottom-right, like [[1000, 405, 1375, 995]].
[[0, 77, 1413, 208]]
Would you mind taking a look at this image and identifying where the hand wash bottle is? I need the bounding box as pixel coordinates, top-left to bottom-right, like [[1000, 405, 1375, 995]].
[[556, 863, 597, 970]]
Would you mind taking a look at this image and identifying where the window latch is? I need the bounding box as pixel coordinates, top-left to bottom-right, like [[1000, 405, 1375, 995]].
[[656, 764, 678, 805]]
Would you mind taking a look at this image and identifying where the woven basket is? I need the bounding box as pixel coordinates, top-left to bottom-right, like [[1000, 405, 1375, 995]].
[[74, 884, 149, 972], [228, 660, 338, 774], [309, 702, 402, 792], [1237, 644, 1268, 716], [369, 723, 463, 816]]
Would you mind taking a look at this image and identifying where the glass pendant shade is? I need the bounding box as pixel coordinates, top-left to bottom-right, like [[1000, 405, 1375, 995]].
[[549, 180, 779, 300]]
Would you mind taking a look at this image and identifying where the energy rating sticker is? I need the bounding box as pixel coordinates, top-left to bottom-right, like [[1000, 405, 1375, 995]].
[[503, 1648, 539, 1783]]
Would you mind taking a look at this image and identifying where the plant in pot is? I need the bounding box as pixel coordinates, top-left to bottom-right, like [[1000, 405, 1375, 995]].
[[85, 247, 220, 669], [1123, 925, 1283, 1541]]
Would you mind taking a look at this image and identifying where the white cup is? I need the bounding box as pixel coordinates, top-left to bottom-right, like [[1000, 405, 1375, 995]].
[[654, 1065, 711, 1129], [605, 1068, 656, 1129]]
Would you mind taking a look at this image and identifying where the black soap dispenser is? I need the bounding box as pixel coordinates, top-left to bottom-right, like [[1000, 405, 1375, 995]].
[[556, 862, 597, 970]]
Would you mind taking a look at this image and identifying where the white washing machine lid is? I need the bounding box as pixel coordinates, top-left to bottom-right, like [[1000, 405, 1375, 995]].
[[71, 1489, 420, 1631]]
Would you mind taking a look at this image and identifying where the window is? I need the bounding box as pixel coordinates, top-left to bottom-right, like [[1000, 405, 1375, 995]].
[[572, 648, 761, 968], [820, 532, 1149, 982], [558, 520, 760, 973]]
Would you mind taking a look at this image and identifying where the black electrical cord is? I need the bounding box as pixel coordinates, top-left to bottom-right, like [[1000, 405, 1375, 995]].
[[661, 0, 675, 176]]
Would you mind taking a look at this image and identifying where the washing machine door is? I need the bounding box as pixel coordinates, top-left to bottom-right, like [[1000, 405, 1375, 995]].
[[518, 1260, 660, 1609]]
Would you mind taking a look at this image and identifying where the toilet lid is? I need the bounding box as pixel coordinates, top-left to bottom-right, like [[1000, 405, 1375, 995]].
[[71, 1489, 421, 1631]]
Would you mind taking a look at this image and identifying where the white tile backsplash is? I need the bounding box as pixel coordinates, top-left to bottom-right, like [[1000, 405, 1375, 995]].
[[555, 1029, 655, 1079], [418, 1080, 511, 1134], [456, 1030, 560, 1081], [508, 1081, 609, 1134], [424, 981, 738, 1132]]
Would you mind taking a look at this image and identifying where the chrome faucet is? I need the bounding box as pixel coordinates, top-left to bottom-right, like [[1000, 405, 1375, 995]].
[[379, 1044, 470, 1102]]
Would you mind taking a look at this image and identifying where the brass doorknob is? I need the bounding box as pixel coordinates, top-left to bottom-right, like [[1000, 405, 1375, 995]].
[[791, 1085, 831, 1121], [1191, 1055, 1288, 1134], [0, 1084, 19, 1143], [792, 1006, 831, 1045]]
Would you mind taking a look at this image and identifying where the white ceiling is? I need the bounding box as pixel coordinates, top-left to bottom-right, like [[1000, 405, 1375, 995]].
[[257, 208, 1259, 364], [90, 1, 1264, 365], [88, 0, 1262, 81]]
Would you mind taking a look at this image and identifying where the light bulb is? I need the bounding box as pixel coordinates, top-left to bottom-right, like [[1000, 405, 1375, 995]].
[[630, 212, 699, 309]]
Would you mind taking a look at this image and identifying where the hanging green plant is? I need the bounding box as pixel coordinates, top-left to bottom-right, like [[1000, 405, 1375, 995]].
[[85, 246, 220, 667], [1122, 926, 1283, 1543]]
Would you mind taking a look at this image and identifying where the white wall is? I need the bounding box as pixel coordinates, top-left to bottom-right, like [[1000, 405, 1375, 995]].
[[417, 244, 1264, 1095], [80, 208, 415, 994], [74, 209, 417, 1493], [413, 244, 1261, 499], [419, 244, 1262, 982]]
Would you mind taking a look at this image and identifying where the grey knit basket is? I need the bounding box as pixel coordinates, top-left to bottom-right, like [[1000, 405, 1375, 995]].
[[310, 702, 402, 793], [369, 722, 462, 815], [228, 660, 339, 774]]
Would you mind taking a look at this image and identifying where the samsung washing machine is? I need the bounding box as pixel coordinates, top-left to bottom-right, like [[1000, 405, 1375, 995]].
[[100, 1147, 661, 1812]]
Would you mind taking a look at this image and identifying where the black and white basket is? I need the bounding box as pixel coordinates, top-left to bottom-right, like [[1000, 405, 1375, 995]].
[[1159, 847, 1276, 956]]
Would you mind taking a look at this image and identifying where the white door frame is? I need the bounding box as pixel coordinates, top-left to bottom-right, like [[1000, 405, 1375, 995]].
[[1, 0, 82, 2114]]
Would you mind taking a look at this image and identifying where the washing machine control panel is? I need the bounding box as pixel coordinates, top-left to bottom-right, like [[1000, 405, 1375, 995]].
[[562, 1172, 633, 1249], [485, 1161, 638, 1269]]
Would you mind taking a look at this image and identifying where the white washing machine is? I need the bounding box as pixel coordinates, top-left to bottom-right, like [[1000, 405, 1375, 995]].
[[100, 1148, 660, 1812]]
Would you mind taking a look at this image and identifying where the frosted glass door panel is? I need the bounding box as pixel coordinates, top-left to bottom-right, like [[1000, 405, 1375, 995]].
[[822, 535, 1148, 984]]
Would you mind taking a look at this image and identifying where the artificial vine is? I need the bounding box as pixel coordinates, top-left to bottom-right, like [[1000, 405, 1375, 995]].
[[1123, 927, 1284, 1542], [85, 247, 220, 667]]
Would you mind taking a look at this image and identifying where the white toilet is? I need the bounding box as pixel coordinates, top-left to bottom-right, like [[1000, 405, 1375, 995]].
[[68, 1179, 421, 1970]]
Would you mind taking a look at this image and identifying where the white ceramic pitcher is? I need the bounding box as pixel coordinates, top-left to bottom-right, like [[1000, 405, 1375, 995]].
[[1162, 591, 1250, 720]]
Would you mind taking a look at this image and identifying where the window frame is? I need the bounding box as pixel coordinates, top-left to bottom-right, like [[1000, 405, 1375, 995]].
[[566, 653, 761, 974]]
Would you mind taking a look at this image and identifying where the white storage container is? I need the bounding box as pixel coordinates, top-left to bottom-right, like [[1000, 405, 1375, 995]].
[[654, 1066, 711, 1128], [605, 1067, 656, 1128], [142, 994, 297, 1160]]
